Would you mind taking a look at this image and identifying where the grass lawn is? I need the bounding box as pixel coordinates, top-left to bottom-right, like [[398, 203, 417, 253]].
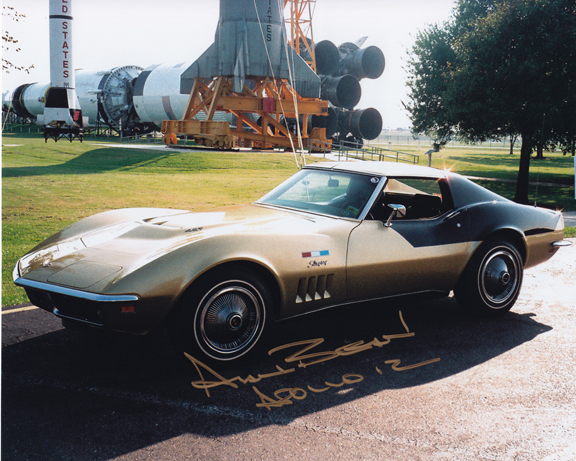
[[3, 133, 575, 306], [2, 133, 310, 305]]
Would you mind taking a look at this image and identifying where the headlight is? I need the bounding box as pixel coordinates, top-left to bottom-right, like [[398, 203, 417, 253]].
[[16, 238, 85, 277]]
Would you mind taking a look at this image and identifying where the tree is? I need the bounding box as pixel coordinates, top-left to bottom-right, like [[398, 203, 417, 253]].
[[403, 25, 456, 144], [2, 6, 34, 74], [405, 0, 576, 204]]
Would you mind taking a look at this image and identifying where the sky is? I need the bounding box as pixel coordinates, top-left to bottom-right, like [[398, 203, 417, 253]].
[[2, 0, 456, 129]]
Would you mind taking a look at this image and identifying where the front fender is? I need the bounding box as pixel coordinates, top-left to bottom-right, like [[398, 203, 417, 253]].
[[103, 227, 351, 322]]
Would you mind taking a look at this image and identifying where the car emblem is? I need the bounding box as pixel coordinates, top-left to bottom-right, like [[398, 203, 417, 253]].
[[41, 260, 52, 267], [302, 250, 329, 258]]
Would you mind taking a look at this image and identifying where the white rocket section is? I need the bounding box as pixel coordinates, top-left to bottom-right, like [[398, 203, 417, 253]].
[[22, 83, 50, 117], [8, 67, 143, 129], [76, 71, 115, 124], [75, 66, 143, 129], [38, 0, 83, 127], [132, 62, 232, 129], [132, 63, 191, 129], [49, 0, 75, 90]]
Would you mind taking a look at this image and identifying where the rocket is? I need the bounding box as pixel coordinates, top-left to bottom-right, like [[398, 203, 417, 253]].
[[8, 0, 385, 145], [37, 0, 85, 139], [181, 0, 320, 97]]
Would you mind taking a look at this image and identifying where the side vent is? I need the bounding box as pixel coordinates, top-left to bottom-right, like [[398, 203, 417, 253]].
[[296, 274, 334, 303]]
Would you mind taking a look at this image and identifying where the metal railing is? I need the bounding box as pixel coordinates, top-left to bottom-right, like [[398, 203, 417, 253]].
[[118, 132, 164, 144], [333, 140, 420, 164], [2, 123, 43, 134]]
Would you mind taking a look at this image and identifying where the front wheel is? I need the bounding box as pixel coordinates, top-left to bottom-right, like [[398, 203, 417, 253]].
[[170, 269, 273, 364], [455, 240, 524, 316]]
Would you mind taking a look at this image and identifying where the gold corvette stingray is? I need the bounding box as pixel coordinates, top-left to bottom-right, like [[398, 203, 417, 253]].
[[14, 162, 569, 363]]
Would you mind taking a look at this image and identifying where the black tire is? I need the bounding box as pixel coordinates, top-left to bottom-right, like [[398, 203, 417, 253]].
[[169, 269, 273, 364], [455, 240, 524, 316]]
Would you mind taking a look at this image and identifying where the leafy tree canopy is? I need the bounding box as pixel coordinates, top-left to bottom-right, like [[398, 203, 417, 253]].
[[405, 0, 576, 203]]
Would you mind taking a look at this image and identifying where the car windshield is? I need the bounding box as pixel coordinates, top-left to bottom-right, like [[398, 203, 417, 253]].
[[257, 168, 381, 218]]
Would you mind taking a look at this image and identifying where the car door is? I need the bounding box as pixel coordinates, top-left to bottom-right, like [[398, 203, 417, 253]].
[[346, 177, 472, 301]]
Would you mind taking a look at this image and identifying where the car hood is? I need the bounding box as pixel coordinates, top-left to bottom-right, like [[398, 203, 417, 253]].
[[17, 204, 343, 288], [85, 204, 322, 253]]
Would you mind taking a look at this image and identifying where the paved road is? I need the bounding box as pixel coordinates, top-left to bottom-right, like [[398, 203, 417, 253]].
[[3, 242, 575, 461], [563, 212, 576, 227]]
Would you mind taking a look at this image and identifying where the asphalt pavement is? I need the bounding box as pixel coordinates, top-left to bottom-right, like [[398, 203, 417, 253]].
[[2, 241, 575, 460], [563, 211, 576, 227]]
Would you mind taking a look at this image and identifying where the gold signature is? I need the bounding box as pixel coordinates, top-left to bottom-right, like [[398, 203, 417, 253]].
[[185, 310, 440, 409], [252, 374, 365, 410]]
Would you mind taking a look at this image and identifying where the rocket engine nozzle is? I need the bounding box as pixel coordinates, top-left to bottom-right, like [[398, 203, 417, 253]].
[[338, 107, 383, 141], [338, 43, 385, 80], [314, 40, 340, 76], [321, 75, 361, 110], [313, 39, 386, 81]]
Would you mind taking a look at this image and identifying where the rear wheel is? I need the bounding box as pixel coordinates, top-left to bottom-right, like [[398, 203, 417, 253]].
[[170, 269, 272, 364], [455, 240, 523, 316]]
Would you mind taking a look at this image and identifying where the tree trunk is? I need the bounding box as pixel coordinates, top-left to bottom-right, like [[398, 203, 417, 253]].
[[514, 134, 532, 204], [535, 143, 544, 160], [509, 134, 516, 155]]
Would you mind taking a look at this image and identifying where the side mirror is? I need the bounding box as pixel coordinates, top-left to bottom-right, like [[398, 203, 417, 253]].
[[384, 204, 407, 228]]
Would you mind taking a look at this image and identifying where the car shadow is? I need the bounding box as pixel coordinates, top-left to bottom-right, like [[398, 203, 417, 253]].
[[2, 147, 178, 178], [2, 296, 552, 460]]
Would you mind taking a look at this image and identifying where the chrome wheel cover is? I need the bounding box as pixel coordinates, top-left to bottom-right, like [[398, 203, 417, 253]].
[[478, 248, 520, 307], [195, 281, 265, 360]]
